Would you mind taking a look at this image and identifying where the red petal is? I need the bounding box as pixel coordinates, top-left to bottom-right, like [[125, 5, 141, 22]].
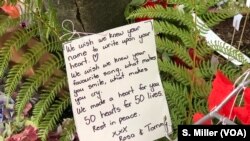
[[244, 88, 250, 106], [233, 107, 250, 124], [193, 113, 212, 125], [157, 0, 168, 8], [160, 2, 167, 8], [135, 17, 151, 22], [233, 88, 250, 124], [1, 4, 20, 18], [144, 0, 167, 8], [172, 55, 191, 69], [172, 48, 202, 69], [208, 70, 235, 118], [188, 48, 202, 64], [213, 70, 233, 88], [135, 0, 167, 22], [144, 1, 156, 7]]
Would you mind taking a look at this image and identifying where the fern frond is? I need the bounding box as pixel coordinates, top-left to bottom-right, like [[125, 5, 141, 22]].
[[42, 36, 62, 52], [15, 54, 64, 117], [5, 43, 46, 96], [32, 13, 61, 41], [154, 21, 195, 47], [158, 59, 192, 85], [127, 5, 194, 29], [209, 41, 248, 64], [192, 98, 208, 114], [0, 28, 36, 77], [59, 119, 76, 141], [218, 63, 240, 81], [200, 8, 237, 27], [163, 81, 188, 131], [156, 37, 193, 67], [198, 61, 215, 79], [167, 0, 221, 13], [195, 0, 222, 14], [196, 41, 213, 57], [0, 46, 13, 78], [163, 81, 188, 108], [192, 82, 211, 98], [0, 17, 19, 36], [38, 96, 70, 141], [6, 28, 37, 49], [32, 75, 67, 125], [44, 7, 58, 39]]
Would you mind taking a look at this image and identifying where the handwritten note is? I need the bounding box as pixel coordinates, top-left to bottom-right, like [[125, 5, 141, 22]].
[[63, 20, 172, 141]]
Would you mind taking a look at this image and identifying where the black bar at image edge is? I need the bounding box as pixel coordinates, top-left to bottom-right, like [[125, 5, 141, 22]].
[[178, 125, 250, 141]]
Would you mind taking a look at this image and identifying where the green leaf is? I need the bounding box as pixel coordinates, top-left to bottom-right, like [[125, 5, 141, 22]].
[[38, 96, 71, 141], [124, 5, 133, 18]]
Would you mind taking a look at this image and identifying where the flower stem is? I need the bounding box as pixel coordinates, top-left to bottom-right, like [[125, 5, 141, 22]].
[[237, 13, 249, 50]]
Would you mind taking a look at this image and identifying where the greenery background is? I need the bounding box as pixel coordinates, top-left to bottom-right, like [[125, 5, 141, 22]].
[[0, 0, 250, 141]]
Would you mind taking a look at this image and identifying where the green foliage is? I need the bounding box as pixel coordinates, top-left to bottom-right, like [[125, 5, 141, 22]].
[[0, 16, 19, 36], [5, 42, 45, 96], [15, 54, 65, 118], [163, 82, 188, 127], [1, 0, 248, 140], [154, 20, 196, 47], [38, 96, 71, 141], [156, 37, 193, 66], [198, 61, 215, 78], [0, 28, 36, 78], [0, 0, 72, 140], [209, 41, 249, 64], [59, 118, 76, 141], [158, 59, 192, 86], [127, 0, 246, 138], [32, 76, 67, 125], [200, 8, 238, 27], [128, 5, 195, 29]]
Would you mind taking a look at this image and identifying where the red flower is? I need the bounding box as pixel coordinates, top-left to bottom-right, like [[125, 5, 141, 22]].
[[193, 112, 212, 125], [6, 126, 39, 141], [193, 70, 237, 124], [233, 88, 250, 124], [208, 70, 236, 119], [144, 0, 167, 8], [1, 3, 20, 18], [144, 1, 156, 7], [145, 0, 167, 8], [135, 0, 167, 22]]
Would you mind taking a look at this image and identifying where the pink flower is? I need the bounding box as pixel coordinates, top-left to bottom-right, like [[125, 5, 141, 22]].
[[6, 126, 39, 141]]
